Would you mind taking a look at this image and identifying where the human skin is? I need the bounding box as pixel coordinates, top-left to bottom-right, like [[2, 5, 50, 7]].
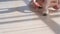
[[33, 0, 59, 9]]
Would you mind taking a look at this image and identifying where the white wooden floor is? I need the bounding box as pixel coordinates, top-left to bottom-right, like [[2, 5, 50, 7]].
[[0, 0, 60, 34]]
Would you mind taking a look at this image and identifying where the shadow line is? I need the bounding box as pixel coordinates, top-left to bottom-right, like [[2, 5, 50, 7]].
[[2, 26, 48, 33], [0, 6, 32, 14], [0, 18, 39, 24], [0, 14, 35, 19]]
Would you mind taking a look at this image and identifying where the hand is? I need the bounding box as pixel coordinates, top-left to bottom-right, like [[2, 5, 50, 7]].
[[53, 5, 59, 9], [34, 2, 40, 6]]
